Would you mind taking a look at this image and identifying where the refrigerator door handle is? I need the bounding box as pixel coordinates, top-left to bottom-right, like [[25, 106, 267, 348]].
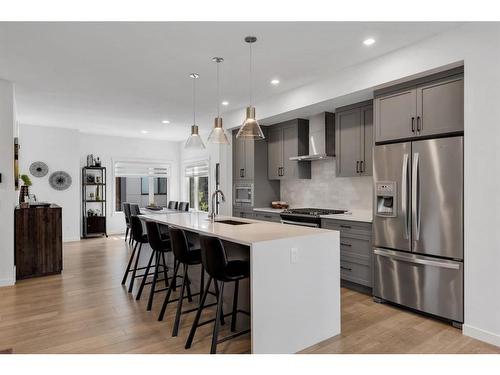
[[402, 153, 409, 239], [412, 152, 421, 242], [374, 248, 460, 270]]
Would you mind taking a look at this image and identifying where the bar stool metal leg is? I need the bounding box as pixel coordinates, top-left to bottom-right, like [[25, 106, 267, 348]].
[[211, 280, 225, 354], [121, 242, 137, 285], [172, 264, 188, 337], [185, 276, 212, 349], [214, 279, 225, 325], [161, 252, 169, 288], [158, 260, 180, 321], [146, 251, 161, 311], [136, 250, 156, 300], [231, 280, 239, 332], [128, 243, 143, 293]]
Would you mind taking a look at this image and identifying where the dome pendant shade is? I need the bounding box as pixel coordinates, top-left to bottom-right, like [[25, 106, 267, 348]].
[[236, 106, 264, 139], [185, 125, 206, 149], [208, 117, 230, 144]]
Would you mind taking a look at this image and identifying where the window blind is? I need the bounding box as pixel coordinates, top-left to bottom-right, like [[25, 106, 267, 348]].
[[114, 161, 171, 178], [184, 162, 209, 178]]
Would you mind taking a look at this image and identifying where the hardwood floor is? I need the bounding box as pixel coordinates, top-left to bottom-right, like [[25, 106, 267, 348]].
[[0, 235, 498, 354]]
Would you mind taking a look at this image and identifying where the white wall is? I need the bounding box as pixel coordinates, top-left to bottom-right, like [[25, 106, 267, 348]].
[[223, 23, 500, 347], [19, 125, 80, 241], [18, 125, 182, 240], [0, 80, 16, 286]]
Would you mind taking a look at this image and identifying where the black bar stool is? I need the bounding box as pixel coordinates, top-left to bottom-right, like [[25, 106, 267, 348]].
[[123, 203, 131, 243], [121, 215, 155, 293], [185, 234, 250, 354], [158, 227, 219, 337], [178, 202, 189, 211], [167, 201, 178, 210], [135, 220, 174, 310]]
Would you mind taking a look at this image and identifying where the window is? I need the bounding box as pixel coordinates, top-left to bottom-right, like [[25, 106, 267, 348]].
[[185, 162, 209, 212], [114, 161, 171, 211]]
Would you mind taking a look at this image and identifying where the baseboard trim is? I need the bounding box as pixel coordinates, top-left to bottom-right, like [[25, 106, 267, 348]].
[[463, 324, 500, 348], [0, 278, 15, 287]]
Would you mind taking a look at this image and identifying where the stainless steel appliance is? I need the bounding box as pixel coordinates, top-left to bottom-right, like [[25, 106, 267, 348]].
[[280, 208, 347, 227], [373, 136, 463, 324], [233, 182, 254, 206]]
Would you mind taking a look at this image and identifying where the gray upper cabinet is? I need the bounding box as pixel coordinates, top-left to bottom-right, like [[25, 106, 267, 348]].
[[267, 126, 282, 180], [335, 101, 373, 177], [416, 76, 464, 137], [232, 130, 254, 180], [374, 89, 416, 143], [374, 71, 464, 143], [267, 119, 311, 180]]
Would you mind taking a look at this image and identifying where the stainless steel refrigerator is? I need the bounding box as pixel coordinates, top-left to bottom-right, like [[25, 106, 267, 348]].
[[372, 136, 463, 324]]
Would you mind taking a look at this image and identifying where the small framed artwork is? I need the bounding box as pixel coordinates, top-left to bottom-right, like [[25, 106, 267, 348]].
[[14, 137, 19, 190]]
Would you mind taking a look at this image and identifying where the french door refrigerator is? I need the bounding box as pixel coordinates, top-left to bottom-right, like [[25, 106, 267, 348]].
[[372, 136, 463, 324]]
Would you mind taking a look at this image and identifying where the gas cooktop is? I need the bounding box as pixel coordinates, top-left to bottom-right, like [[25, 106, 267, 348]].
[[281, 208, 348, 217]]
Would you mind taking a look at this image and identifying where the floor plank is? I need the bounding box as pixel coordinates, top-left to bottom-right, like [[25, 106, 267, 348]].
[[0, 235, 498, 354]]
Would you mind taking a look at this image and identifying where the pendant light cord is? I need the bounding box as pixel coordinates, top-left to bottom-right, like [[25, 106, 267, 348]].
[[217, 61, 220, 118], [192, 75, 196, 125], [249, 42, 253, 106]]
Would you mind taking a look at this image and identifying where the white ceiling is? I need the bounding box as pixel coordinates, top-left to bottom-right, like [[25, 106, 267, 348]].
[[0, 22, 461, 141]]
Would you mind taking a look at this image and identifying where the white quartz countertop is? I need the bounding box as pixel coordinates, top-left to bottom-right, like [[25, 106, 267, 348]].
[[320, 210, 373, 223], [253, 207, 285, 214], [140, 211, 332, 246]]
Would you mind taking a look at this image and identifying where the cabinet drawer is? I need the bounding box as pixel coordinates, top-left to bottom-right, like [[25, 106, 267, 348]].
[[340, 256, 372, 287], [254, 212, 281, 223], [321, 219, 372, 236], [340, 236, 371, 261]]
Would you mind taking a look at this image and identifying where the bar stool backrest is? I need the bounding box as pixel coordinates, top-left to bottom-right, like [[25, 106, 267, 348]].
[[168, 227, 191, 264], [178, 202, 189, 211], [146, 220, 169, 252], [130, 215, 145, 242], [168, 201, 179, 210], [199, 234, 229, 280], [123, 203, 131, 224], [130, 204, 140, 216]]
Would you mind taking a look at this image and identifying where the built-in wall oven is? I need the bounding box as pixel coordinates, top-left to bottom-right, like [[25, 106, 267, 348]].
[[233, 182, 254, 207]]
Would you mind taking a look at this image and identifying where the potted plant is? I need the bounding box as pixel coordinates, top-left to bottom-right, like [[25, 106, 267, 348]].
[[19, 174, 32, 206]]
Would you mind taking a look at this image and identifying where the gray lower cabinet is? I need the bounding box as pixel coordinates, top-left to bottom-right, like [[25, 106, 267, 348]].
[[232, 130, 254, 180], [374, 72, 463, 143], [233, 209, 255, 219], [321, 219, 373, 288], [253, 211, 282, 223], [335, 101, 373, 177], [267, 119, 311, 180]]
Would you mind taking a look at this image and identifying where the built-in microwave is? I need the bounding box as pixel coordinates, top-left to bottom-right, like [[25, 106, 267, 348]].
[[233, 183, 254, 206]]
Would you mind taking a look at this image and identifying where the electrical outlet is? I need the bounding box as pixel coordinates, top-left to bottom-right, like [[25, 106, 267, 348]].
[[290, 247, 299, 264]]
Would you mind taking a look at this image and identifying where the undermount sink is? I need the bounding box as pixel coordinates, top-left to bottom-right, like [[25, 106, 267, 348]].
[[214, 219, 251, 226]]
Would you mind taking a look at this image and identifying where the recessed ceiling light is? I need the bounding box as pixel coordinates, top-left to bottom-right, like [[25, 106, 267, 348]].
[[141, 130, 149, 134], [161, 120, 170, 124], [271, 79, 280, 85], [363, 38, 376, 46], [221, 101, 229, 106]]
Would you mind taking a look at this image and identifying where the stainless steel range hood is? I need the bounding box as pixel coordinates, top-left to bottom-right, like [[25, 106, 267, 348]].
[[289, 112, 335, 161]]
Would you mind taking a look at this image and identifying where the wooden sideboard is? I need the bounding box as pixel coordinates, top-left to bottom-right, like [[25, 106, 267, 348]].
[[15, 205, 63, 280]]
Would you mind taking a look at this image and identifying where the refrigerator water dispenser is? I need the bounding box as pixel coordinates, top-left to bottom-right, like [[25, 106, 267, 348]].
[[376, 181, 397, 217]]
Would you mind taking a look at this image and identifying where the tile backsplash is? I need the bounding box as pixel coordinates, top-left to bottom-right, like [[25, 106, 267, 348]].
[[280, 158, 373, 210]]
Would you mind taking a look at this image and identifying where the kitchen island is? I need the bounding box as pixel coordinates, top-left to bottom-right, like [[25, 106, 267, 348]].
[[140, 211, 340, 354]]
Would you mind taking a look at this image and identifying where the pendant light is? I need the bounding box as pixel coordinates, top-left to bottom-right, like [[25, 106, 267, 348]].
[[208, 57, 230, 145], [185, 73, 206, 149], [236, 36, 265, 140]]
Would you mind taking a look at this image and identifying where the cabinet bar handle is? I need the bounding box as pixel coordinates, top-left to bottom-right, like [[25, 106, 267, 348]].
[[341, 242, 352, 247], [411, 117, 415, 133], [340, 225, 352, 229], [360, 160, 364, 173], [356, 161, 360, 173], [416, 116, 421, 132], [340, 266, 353, 271]]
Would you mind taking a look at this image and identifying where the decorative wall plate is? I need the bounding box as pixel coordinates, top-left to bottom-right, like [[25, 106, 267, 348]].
[[29, 161, 49, 177], [49, 171, 72, 191]]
